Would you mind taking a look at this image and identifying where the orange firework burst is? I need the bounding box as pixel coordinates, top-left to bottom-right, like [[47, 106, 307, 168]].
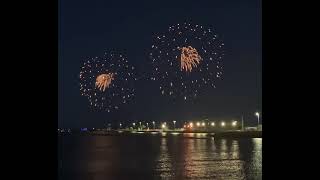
[[95, 73, 114, 92], [179, 46, 202, 72], [150, 22, 225, 100]]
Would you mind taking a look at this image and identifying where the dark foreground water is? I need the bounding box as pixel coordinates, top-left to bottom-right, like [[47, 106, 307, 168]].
[[58, 133, 262, 180]]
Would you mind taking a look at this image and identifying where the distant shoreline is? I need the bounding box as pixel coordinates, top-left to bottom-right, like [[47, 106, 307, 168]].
[[59, 130, 262, 138], [214, 131, 262, 138]]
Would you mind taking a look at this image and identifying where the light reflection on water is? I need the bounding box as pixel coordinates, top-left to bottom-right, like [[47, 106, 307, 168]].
[[154, 138, 252, 179], [59, 135, 262, 180], [156, 138, 173, 178]]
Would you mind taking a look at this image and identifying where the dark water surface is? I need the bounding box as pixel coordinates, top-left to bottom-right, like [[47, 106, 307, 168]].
[[58, 133, 262, 180]]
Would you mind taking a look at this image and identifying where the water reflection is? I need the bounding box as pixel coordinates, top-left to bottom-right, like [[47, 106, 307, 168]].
[[155, 138, 173, 178], [231, 140, 240, 159], [154, 137, 261, 179], [153, 137, 262, 179], [247, 138, 262, 179], [181, 133, 209, 139], [59, 136, 262, 180]]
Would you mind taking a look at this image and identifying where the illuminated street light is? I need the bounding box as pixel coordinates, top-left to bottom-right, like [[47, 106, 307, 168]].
[[255, 112, 260, 127], [173, 120, 176, 129], [232, 121, 237, 127], [221, 121, 225, 127], [196, 122, 200, 127], [189, 122, 193, 128], [201, 122, 205, 127], [120, 123, 122, 129], [152, 121, 155, 129], [211, 122, 215, 126], [162, 123, 166, 129], [146, 122, 149, 128]]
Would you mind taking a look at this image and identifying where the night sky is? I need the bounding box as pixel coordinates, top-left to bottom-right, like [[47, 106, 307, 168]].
[[58, 0, 262, 128]]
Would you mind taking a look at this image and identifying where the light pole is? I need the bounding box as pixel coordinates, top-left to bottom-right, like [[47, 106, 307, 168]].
[[132, 123, 135, 130], [146, 122, 149, 129], [152, 121, 155, 129], [120, 123, 122, 129], [139, 121, 142, 130], [241, 116, 244, 131], [255, 112, 260, 127], [173, 121, 176, 130]]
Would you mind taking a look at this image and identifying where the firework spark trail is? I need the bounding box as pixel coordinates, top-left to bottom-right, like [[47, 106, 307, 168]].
[[179, 46, 202, 72], [95, 73, 114, 92]]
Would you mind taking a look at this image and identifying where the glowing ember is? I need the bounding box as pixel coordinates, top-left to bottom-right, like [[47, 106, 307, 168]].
[[95, 73, 114, 92], [179, 46, 202, 72]]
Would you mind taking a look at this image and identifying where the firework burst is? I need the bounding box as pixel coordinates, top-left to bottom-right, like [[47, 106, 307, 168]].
[[179, 46, 202, 72], [149, 22, 225, 101], [95, 73, 114, 92], [80, 52, 137, 112]]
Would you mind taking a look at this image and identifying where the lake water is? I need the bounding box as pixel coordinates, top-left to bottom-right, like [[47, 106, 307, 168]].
[[58, 133, 262, 180]]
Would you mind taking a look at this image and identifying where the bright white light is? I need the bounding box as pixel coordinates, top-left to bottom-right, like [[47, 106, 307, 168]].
[[255, 112, 260, 116], [211, 122, 215, 126], [189, 122, 193, 128], [196, 122, 200, 127], [221, 122, 225, 127], [232, 121, 237, 126], [201, 122, 205, 126], [162, 124, 166, 128]]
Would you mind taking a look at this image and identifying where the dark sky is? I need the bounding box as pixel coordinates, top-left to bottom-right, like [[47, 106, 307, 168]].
[[58, 0, 262, 128]]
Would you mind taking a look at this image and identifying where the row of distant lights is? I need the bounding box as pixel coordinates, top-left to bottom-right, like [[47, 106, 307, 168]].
[[130, 121, 168, 125], [122, 112, 260, 128], [61, 113, 260, 131], [129, 121, 176, 129], [185, 121, 237, 128], [127, 120, 237, 129]]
